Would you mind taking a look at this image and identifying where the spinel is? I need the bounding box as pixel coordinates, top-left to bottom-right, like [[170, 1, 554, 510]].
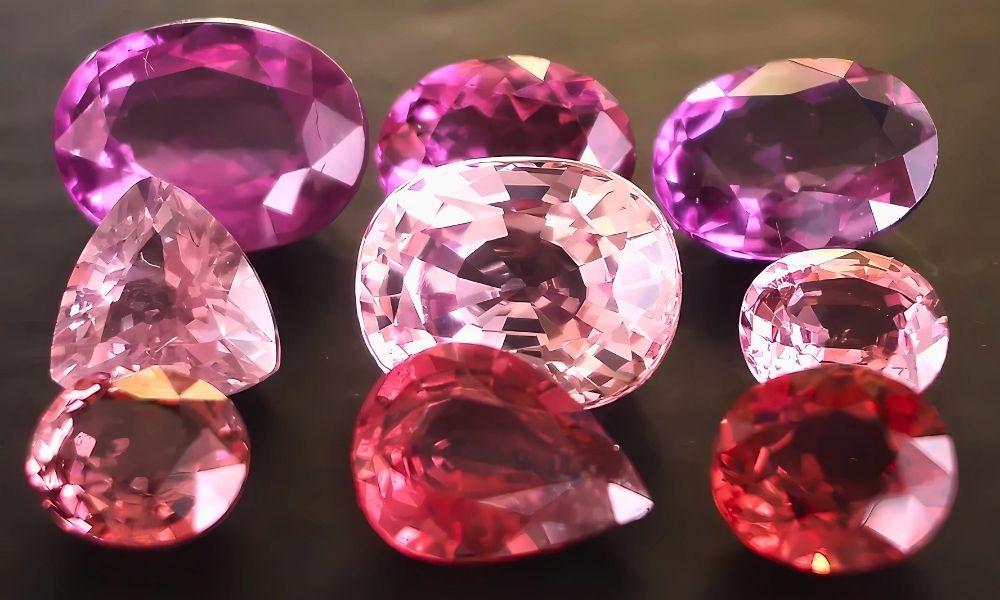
[[352, 343, 653, 564], [375, 55, 635, 193], [50, 178, 279, 395], [652, 58, 937, 260], [53, 19, 367, 250], [711, 365, 957, 575], [740, 249, 948, 390], [356, 158, 682, 408], [26, 367, 250, 548]]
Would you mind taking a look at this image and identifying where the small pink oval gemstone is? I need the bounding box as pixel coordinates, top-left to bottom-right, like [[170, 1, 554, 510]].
[[352, 343, 653, 564], [375, 55, 635, 193], [740, 249, 949, 390], [53, 19, 367, 251], [26, 368, 250, 548], [652, 58, 937, 260]]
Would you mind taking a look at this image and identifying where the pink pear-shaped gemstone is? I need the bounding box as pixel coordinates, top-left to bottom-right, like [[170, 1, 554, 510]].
[[50, 178, 280, 395]]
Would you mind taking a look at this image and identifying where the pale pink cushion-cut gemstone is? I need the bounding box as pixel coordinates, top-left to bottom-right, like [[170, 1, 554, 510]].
[[26, 368, 250, 548], [50, 178, 279, 395], [740, 249, 949, 390], [375, 55, 635, 193], [356, 158, 682, 408], [53, 19, 367, 251]]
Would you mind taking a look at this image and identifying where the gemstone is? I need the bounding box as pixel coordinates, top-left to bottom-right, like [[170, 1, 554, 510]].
[[53, 19, 367, 251], [375, 55, 635, 193], [740, 249, 948, 390], [711, 365, 957, 574], [356, 158, 682, 408], [51, 178, 279, 396], [652, 58, 938, 260], [352, 342, 653, 563], [26, 367, 250, 548]]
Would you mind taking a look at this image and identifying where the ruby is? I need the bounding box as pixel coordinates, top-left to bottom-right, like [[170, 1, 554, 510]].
[[352, 343, 653, 564], [652, 58, 937, 260], [711, 365, 957, 574], [26, 368, 250, 548], [375, 55, 635, 193], [53, 19, 367, 251], [356, 158, 682, 408], [740, 249, 949, 390], [50, 178, 279, 395]]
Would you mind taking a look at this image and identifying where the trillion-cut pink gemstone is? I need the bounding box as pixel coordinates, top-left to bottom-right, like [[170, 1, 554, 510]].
[[53, 19, 367, 251], [740, 249, 949, 390], [375, 55, 635, 193], [652, 58, 937, 260], [353, 343, 653, 564], [26, 368, 250, 548], [50, 178, 279, 395]]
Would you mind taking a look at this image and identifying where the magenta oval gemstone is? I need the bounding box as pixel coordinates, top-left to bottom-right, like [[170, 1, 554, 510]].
[[375, 55, 635, 193], [652, 58, 938, 260], [53, 19, 368, 251], [26, 368, 250, 548]]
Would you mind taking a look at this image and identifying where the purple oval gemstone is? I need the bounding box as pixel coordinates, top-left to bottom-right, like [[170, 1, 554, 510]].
[[53, 19, 368, 251], [651, 58, 938, 261], [375, 55, 636, 193]]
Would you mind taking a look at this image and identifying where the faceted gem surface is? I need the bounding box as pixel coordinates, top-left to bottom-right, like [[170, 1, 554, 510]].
[[352, 343, 653, 564], [652, 58, 937, 260], [711, 365, 956, 575], [53, 19, 367, 251], [375, 55, 635, 193], [356, 158, 682, 408], [26, 367, 250, 548], [51, 178, 279, 395], [740, 249, 948, 390]]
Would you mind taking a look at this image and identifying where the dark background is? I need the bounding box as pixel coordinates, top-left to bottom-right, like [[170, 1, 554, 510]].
[[1, 1, 998, 598]]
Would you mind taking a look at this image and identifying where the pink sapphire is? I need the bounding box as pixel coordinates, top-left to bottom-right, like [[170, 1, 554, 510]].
[[50, 178, 279, 395], [353, 343, 653, 563], [356, 158, 682, 408], [26, 368, 250, 548], [711, 365, 957, 574], [375, 55, 635, 193], [652, 58, 937, 260], [740, 249, 949, 390], [53, 19, 367, 251]]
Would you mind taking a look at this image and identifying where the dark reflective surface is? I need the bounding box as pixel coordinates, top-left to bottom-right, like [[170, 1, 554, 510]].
[[1, 1, 997, 598]]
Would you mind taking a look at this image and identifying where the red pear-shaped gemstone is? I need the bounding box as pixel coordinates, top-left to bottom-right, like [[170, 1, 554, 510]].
[[50, 178, 280, 395], [352, 343, 653, 564]]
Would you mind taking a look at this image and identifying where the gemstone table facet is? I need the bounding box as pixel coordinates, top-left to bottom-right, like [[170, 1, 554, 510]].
[[53, 19, 368, 251], [50, 178, 279, 395], [375, 55, 635, 193], [652, 58, 937, 260], [352, 343, 653, 564], [740, 249, 948, 390], [356, 158, 682, 408], [711, 365, 957, 575], [26, 368, 250, 548]]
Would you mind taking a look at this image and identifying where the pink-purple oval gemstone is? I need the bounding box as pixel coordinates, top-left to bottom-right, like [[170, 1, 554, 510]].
[[375, 55, 635, 193], [652, 58, 937, 260], [53, 19, 368, 251]]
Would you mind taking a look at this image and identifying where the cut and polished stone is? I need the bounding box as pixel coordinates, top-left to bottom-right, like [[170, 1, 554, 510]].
[[375, 55, 635, 193], [652, 58, 937, 260], [352, 343, 653, 563], [51, 178, 279, 395], [53, 18, 367, 251], [356, 158, 682, 408], [711, 365, 956, 574], [26, 367, 250, 548], [740, 249, 948, 390]]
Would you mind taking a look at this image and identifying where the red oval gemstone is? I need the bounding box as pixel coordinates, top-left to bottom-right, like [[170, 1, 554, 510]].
[[710, 365, 956, 574], [26, 368, 250, 548], [352, 343, 653, 564]]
